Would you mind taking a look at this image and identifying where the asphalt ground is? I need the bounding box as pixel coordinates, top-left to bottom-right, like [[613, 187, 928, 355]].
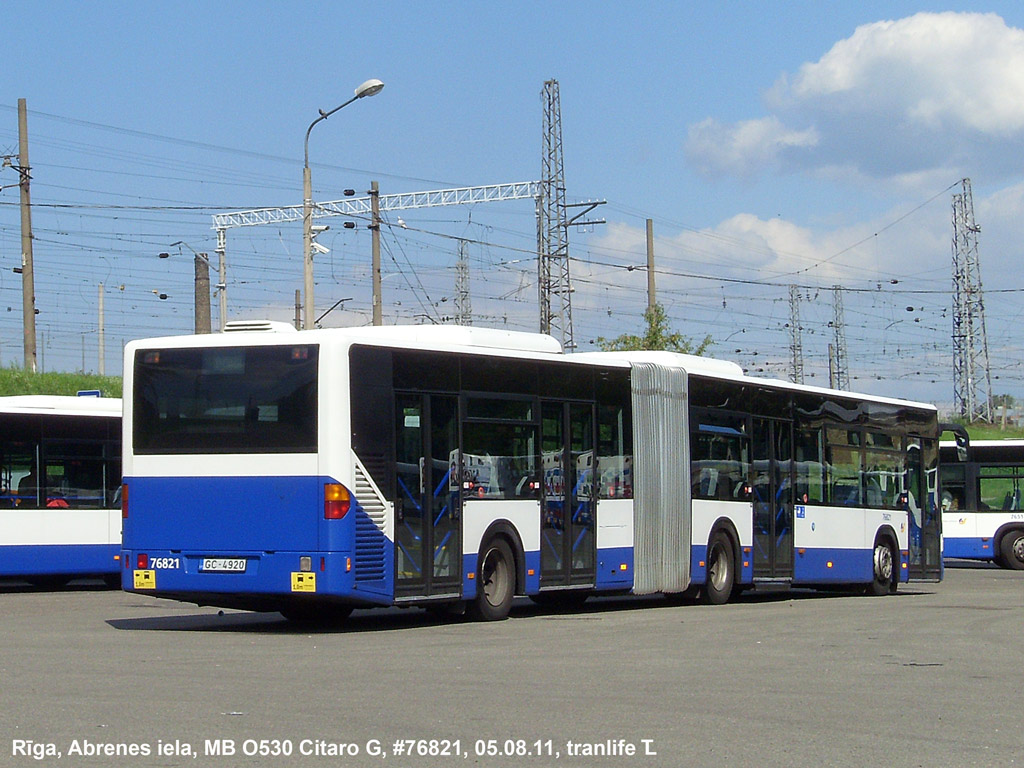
[[0, 562, 1021, 768]]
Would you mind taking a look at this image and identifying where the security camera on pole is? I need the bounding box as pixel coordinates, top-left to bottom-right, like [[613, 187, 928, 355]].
[[302, 78, 384, 330]]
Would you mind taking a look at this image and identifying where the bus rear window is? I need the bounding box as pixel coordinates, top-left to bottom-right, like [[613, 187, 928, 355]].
[[133, 345, 318, 454]]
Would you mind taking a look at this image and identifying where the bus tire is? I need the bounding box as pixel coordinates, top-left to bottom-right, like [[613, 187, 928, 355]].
[[702, 531, 735, 605], [867, 537, 897, 596], [999, 529, 1024, 570], [468, 538, 516, 621]]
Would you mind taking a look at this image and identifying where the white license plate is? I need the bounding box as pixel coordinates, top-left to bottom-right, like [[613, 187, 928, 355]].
[[201, 557, 247, 573]]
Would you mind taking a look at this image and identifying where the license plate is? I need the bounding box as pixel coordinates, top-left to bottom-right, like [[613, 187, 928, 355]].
[[201, 557, 247, 573]]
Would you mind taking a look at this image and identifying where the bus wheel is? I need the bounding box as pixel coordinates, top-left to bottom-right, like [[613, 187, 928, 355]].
[[702, 531, 735, 605], [1000, 530, 1024, 570], [867, 538, 896, 596], [468, 538, 515, 621]]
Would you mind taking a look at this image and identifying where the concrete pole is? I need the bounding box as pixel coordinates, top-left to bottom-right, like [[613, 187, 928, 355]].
[[98, 283, 105, 375], [302, 164, 314, 330], [217, 251, 227, 331], [194, 255, 211, 334], [18, 99, 36, 372], [371, 181, 382, 326], [646, 218, 656, 313]]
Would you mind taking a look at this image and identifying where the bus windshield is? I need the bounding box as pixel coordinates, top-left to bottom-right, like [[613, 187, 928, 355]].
[[132, 344, 318, 454]]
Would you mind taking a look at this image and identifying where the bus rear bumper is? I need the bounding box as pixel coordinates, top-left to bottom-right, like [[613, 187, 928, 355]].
[[120, 549, 392, 609]]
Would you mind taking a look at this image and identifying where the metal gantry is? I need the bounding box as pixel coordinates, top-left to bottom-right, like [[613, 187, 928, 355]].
[[952, 178, 993, 422], [212, 181, 541, 327], [212, 182, 542, 232]]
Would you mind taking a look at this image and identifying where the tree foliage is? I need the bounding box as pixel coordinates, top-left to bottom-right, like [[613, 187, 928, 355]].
[[596, 304, 712, 355]]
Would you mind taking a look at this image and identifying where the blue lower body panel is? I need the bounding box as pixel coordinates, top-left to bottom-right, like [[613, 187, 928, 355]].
[[690, 545, 899, 587], [943, 536, 993, 560], [122, 473, 394, 608], [0, 543, 119, 578], [794, 547, 872, 583], [595, 546, 633, 589]]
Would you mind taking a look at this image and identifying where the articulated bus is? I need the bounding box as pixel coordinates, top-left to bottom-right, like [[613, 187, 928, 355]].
[[0, 395, 122, 585], [939, 439, 1024, 569], [121, 323, 941, 621]]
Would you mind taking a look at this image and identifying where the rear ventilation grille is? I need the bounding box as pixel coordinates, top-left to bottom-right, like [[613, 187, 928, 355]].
[[353, 461, 388, 583]]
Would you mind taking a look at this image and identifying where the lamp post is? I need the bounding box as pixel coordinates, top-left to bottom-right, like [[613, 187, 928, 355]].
[[303, 78, 384, 331]]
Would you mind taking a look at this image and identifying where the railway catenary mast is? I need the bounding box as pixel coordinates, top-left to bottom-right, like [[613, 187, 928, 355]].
[[951, 177, 993, 423]]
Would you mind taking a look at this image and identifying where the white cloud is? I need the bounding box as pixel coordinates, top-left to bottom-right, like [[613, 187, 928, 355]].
[[688, 12, 1024, 182], [686, 117, 818, 178]]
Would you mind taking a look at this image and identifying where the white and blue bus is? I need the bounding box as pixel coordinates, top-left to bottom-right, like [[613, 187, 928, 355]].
[[121, 323, 941, 621], [0, 395, 122, 586], [940, 439, 1024, 569]]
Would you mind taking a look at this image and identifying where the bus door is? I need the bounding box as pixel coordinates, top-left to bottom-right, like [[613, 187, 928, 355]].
[[540, 401, 596, 588], [752, 418, 794, 580], [906, 437, 942, 579], [394, 394, 461, 599]]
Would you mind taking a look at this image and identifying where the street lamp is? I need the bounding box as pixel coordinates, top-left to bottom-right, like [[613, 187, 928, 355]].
[[303, 78, 384, 330]]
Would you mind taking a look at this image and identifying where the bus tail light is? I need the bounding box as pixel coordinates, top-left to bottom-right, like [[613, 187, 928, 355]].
[[136, 553, 149, 569], [324, 483, 351, 519], [121, 483, 129, 519]]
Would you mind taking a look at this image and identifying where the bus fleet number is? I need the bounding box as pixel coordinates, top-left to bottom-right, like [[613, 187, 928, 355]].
[[149, 557, 180, 570]]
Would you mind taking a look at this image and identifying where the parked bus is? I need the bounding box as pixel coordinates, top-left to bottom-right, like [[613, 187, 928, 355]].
[[120, 323, 941, 621], [939, 439, 1024, 569], [0, 395, 122, 585]]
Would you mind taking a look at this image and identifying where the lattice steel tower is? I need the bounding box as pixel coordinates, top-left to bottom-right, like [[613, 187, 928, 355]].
[[829, 285, 850, 390], [539, 79, 574, 349], [952, 178, 993, 422], [788, 285, 804, 384]]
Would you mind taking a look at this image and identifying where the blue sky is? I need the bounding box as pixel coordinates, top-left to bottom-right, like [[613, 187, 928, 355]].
[[3, 2, 1024, 411]]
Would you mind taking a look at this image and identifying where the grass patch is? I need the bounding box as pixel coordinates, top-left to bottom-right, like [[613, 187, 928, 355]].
[[963, 422, 1024, 441], [0, 367, 122, 398]]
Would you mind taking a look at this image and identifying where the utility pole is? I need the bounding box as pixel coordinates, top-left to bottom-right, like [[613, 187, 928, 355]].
[[194, 255, 211, 334], [98, 283, 105, 375], [370, 181, 382, 326], [217, 251, 227, 332], [294, 290, 302, 330], [18, 99, 37, 372], [646, 219, 656, 312], [455, 239, 472, 325], [215, 227, 228, 331]]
